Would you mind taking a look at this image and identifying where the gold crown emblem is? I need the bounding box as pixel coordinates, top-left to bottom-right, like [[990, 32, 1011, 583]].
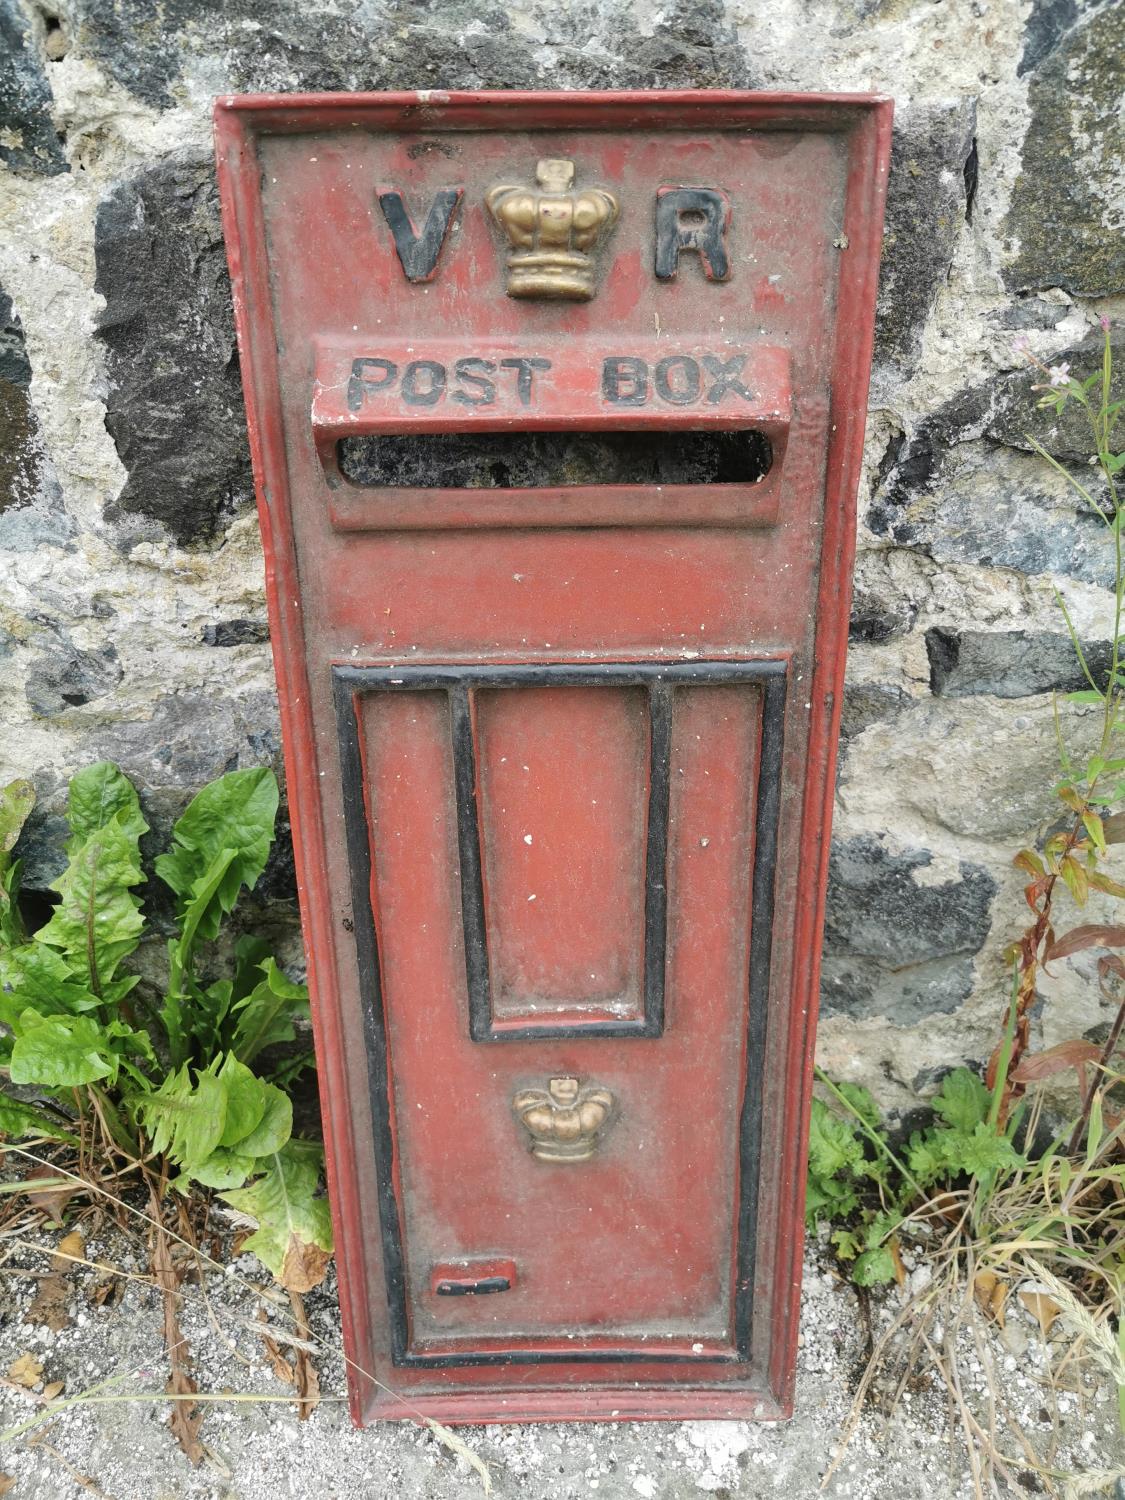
[[512, 1076, 615, 1162], [486, 159, 620, 302]]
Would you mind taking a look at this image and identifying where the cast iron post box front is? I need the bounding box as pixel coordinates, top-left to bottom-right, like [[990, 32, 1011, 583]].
[[215, 90, 892, 1425]]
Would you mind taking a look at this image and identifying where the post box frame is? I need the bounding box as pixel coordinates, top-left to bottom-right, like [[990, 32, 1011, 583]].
[[215, 89, 893, 1424]]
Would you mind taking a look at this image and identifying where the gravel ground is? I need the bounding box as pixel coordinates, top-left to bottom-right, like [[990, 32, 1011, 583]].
[[0, 1212, 1121, 1500]]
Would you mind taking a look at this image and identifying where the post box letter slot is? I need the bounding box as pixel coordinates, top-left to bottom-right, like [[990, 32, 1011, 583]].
[[337, 428, 774, 491], [311, 339, 791, 531]]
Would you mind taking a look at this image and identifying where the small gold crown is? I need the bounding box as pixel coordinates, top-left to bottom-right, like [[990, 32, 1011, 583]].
[[486, 159, 619, 302], [512, 1076, 615, 1162]]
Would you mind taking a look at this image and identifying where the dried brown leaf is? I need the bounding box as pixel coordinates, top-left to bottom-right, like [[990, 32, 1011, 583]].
[[26, 1273, 71, 1332], [0, 1473, 14, 1496], [277, 1235, 332, 1295], [972, 1271, 1008, 1328], [164, 1352, 204, 1463], [288, 1289, 320, 1421], [54, 1230, 85, 1267], [24, 1227, 87, 1331], [1045, 924, 1125, 961], [1019, 1289, 1062, 1337], [7, 1352, 43, 1388], [293, 1347, 320, 1421], [256, 1308, 296, 1387], [152, 1219, 205, 1466], [88, 1275, 120, 1309], [889, 1239, 906, 1288], [41, 1380, 64, 1401], [22, 1164, 78, 1225]]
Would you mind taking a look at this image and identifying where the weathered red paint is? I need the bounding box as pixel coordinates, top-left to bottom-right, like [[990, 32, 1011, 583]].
[[214, 89, 892, 1426]]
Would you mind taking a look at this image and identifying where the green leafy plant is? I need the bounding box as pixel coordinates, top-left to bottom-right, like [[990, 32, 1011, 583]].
[[808, 1064, 1026, 1287], [810, 327, 1125, 1494], [0, 763, 331, 1289]]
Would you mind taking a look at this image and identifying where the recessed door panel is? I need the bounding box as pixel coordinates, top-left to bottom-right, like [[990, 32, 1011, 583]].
[[476, 685, 649, 1027], [337, 662, 783, 1361]]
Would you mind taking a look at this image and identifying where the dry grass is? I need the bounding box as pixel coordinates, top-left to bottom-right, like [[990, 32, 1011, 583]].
[[0, 1141, 494, 1494], [823, 1086, 1125, 1499]]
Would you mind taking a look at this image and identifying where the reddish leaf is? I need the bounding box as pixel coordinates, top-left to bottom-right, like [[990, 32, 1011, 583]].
[[1045, 925, 1125, 961], [1024, 878, 1050, 912], [1010, 1040, 1101, 1085]]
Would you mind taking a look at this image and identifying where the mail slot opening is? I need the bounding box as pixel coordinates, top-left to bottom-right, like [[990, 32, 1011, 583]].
[[337, 429, 773, 490]]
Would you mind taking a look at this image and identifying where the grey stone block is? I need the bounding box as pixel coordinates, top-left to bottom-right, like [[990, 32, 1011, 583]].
[[25, 633, 122, 717], [94, 152, 253, 546], [0, 0, 68, 177], [840, 681, 912, 742], [821, 835, 996, 1025], [874, 99, 977, 384], [926, 628, 1113, 698], [68, 0, 751, 105], [0, 285, 40, 513], [867, 335, 1123, 583], [1004, 2, 1125, 296], [0, 286, 72, 549]]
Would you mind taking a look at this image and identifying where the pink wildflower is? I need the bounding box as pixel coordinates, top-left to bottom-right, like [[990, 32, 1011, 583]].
[[1048, 362, 1071, 387], [1101, 314, 1111, 332]]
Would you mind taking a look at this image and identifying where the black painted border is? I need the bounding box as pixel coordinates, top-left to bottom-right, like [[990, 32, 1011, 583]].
[[333, 659, 786, 1370]]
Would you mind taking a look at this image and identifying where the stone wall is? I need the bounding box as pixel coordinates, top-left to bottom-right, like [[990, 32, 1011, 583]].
[[1, 0, 1122, 1109]]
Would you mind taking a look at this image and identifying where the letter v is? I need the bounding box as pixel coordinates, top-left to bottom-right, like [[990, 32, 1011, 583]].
[[377, 187, 463, 283]]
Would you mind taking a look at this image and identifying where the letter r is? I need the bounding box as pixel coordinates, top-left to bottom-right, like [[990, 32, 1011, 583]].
[[654, 188, 732, 282]]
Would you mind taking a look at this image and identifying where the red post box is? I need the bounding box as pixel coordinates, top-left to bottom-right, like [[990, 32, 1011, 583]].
[[215, 89, 892, 1425]]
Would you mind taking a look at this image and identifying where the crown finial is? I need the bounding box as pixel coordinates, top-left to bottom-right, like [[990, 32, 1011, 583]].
[[536, 158, 575, 191], [512, 1076, 616, 1162], [486, 160, 619, 302]]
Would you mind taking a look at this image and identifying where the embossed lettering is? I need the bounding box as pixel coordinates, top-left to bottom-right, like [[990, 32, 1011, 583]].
[[654, 188, 732, 282], [703, 354, 754, 404], [452, 358, 497, 406], [347, 357, 398, 412], [654, 355, 702, 405], [377, 187, 463, 283], [601, 356, 648, 405], [401, 360, 447, 406], [500, 357, 551, 406]]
